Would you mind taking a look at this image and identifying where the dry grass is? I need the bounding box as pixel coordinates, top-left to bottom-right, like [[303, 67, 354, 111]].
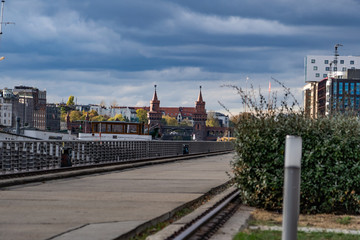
[[251, 209, 360, 230]]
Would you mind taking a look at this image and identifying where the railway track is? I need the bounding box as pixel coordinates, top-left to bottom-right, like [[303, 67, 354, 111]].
[[165, 190, 241, 240]]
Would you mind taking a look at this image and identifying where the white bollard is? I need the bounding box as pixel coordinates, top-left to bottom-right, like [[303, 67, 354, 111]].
[[282, 135, 302, 240]]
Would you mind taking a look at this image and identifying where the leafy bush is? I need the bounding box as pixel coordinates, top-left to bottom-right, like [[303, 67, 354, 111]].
[[227, 80, 360, 214]]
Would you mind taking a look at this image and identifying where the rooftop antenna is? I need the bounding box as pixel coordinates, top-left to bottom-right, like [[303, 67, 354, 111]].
[[334, 43, 343, 76]]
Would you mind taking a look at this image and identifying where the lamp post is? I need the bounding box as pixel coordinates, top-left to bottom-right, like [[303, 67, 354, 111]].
[[282, 135, 302, 240]]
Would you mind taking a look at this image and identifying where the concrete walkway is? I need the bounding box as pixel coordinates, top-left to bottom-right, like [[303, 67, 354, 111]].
[[0, 153, 234, 240]]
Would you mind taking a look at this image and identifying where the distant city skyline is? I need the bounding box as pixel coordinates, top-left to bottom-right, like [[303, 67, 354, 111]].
[[1, 0, 360, 114]]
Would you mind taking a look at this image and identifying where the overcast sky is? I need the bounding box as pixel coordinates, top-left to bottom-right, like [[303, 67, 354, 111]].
[[1, 0, 360, 114]]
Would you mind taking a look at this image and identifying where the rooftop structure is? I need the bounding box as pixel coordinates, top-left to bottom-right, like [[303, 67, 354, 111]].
[[305, 55, 360, 82]]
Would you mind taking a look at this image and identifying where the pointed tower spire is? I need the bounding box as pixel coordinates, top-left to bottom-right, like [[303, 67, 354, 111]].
[[193, 86, 207, 141], [197, 86, 203, 102], [148, 84, 162, 128], [152, 85, 158, 101]]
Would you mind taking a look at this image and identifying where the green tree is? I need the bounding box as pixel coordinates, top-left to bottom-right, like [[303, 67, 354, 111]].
[[136, 109, 148, 124], [67, 96, 75, 106]]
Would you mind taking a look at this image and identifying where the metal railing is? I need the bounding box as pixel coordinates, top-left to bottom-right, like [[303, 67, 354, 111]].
[[0, 140, 234, 175]]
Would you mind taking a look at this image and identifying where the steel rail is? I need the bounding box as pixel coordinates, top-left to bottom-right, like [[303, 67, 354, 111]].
[[172, 190, 240, 240]]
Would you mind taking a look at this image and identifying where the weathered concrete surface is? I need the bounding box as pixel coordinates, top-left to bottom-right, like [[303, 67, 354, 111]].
[[211, 205, 255, 240], [0, 153, 234, 240], [147, 186, 239, 240]]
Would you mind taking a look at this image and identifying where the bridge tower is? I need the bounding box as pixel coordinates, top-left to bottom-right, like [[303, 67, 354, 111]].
[[193, 86, 207, 140], [147, 85, 162, 128]]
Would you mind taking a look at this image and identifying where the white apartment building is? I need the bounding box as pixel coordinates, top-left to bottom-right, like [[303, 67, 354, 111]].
[[0, 89, 14, 127], [89, 104, 110, 116], [0, 98, 12, 127], [214, 112, 229, 128], [305, 55, 360, 82], [109, 106, 137, 121]]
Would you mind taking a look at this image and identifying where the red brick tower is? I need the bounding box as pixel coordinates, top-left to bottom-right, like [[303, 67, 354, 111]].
[[193, 86, 207, 140], [147, 85, 162, 128]]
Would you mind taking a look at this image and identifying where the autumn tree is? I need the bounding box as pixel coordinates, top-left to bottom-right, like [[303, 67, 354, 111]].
[[162, 115, 178, 126], [91, 115, 107, 122], [88, 110, 98, 121], [67, 96, 75, 106], [179, 118, 192, 126], [230, 112, 252, 127], [206, 111, 220, 127], [108, 114, 125, 122], [69, 110, 82, 122], [60, 112, 67, 122], [136, 109, 148, 124]]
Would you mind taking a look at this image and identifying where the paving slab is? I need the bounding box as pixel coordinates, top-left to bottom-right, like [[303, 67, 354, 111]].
[[0, 153, 234, 240]]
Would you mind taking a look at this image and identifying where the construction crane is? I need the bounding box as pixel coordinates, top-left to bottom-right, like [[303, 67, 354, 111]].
[[0, 0, 14, 61]]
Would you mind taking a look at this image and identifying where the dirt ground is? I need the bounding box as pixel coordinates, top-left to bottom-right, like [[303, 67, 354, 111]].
[[251, 209, 360, 230]]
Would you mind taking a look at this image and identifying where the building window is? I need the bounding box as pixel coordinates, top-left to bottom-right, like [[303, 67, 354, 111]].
[[339, 82, 343, 94], [342, 67, 347, 71], [323, 74, 327, 78], [345, 83, 349, 93], [339, 96, 343, 109], [311, 59, 315, 63], [350, 60, 355, 64], [351, 83, 355, 95], [325, 67, 330, 71], [313, 66, 318, 70], [344, 97, 348, 108], [351, 98, 354, 108], [325, 60, 329, 64], [357, 97, 360, 108], [334, 60, 338, 64], [315, 73, 320, 77], [333, 82, 337, 95], [357, 84, 360, 95], [334, 67, 337, 71], [340, 60, 344, 64]]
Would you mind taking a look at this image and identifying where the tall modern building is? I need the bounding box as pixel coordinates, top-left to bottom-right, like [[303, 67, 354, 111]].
[[320, 69, 360, 116], [303, 82, 318, 118], [13, 86, 47, 130], [305, 55, 360, 82], [46, 103, 60, 132], [305, 69, 360, 117]]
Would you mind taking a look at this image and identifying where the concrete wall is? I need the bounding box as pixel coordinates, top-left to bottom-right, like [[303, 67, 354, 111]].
[[23, 129, 76, 140]]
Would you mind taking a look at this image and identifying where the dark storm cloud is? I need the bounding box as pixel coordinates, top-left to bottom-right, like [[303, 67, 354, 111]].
[[1, 0, 360, 112]]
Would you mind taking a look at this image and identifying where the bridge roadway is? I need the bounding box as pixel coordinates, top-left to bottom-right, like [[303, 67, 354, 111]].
[[0, 152, 234, 240]]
